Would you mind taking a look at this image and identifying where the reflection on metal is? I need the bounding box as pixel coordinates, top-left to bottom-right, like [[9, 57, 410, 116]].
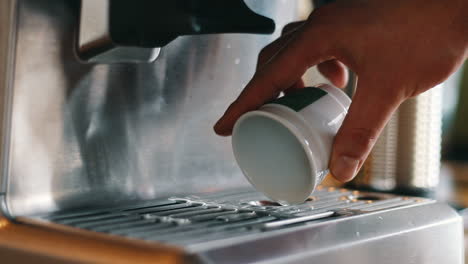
[[78, 0, 161, 63], [0, 0, 298, 217], [0, 0, 16, 195], [38, 188, 424, 246], [77, 0, 276, 63], [18, 188, 463, 264], [0, 1, 464, 263]]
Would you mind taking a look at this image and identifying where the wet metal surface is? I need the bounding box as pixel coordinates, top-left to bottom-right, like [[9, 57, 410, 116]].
[[39, 188, 428, 247]]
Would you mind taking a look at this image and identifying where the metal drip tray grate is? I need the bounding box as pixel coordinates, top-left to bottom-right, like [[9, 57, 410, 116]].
[[39, 187, 427, 247]]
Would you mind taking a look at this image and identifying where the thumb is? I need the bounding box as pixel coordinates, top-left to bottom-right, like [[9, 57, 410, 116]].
[[330, 77, 404, 182]]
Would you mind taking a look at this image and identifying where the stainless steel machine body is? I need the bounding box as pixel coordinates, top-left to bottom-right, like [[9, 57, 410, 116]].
[[27, 189, 463, 264], [0, 0, 463, 263], [1, 0, 289, 217]]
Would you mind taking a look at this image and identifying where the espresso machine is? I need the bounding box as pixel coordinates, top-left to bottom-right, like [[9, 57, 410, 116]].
[[0, 0, 463, 263]]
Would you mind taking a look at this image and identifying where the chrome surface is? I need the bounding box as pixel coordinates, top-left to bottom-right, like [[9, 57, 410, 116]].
[[30, 188, 463, 264], [0, 1, 464, 263], [38, 188, 361, 246], [352, 85, 443, 195], [0, 0, 300, 217], [78, 0, 161, 63], [0, 0, 16, 195], [195, 199, 463, 264]]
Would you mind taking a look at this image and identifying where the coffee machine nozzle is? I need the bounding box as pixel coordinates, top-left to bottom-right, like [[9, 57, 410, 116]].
[[78, 0, 275, 63]]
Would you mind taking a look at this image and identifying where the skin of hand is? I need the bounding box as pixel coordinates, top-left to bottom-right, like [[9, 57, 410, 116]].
[[214, 0, 468, 182]]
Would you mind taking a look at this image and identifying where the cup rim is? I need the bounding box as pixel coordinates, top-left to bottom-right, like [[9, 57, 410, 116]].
[[316, 83, 351, 110], [232, 109, 317, 203]]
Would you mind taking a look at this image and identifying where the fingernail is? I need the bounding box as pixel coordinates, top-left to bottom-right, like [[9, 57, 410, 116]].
[[331, 156, 360, 182]]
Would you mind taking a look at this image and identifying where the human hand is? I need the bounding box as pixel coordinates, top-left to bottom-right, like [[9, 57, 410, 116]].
[[214, 0, 468, 182], [254, 21, 350, 94]]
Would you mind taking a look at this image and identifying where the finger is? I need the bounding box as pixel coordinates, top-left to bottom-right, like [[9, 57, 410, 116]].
[[282, 21, 306, 35], [283, 79, 305, 94], [284, 60, 346, 95], [257, 33, 294, 70], [214, 25, 333, 136], [317, 60, 349, 88], [259, 22, 306, 95], [257, 21, 305, 70], [329, 77, 404, 182]]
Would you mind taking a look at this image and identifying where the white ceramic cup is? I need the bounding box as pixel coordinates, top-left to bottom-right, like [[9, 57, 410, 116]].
[[232, 84, 351, 205]]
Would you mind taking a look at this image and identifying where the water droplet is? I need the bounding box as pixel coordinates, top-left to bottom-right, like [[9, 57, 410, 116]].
[[235, 58, 241, 65]]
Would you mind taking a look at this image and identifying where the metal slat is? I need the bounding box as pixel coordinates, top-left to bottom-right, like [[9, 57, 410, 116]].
[[109, 210, 238, 236], [152, 206, 217, 217], [182, 189, 256, 201], [176, 227, 258, 246], [167, 207, 224, 218], [58, 212, 132, 225], [124, 221, 214, 238], [119, 200, 178, 212], [145, 216, 277, 242], [126, 219, 224, 239], [262, 211, 334, 230], [126, 203, 200, 214], [347, 198, 404, 210], [110, 222, 176, 236], [359, 199, 418, 211], [45, 189, 423, 247], [190, 210, 239, 222], [74, 215, 143, 229], [91, 219, 158, 233], [47, 199, 177, 221], [127, 212, 263, 240]]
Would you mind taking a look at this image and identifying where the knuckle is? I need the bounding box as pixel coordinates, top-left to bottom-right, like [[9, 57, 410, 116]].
[[282, 21, 305, 35], [268, 75, 286, 95], [258, 46, 273, 64], [258, 46, 269, 57], [254, 69, 284, 96]]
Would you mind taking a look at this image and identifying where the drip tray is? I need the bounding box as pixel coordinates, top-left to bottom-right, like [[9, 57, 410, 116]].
[[36, 187, 427, 249]]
